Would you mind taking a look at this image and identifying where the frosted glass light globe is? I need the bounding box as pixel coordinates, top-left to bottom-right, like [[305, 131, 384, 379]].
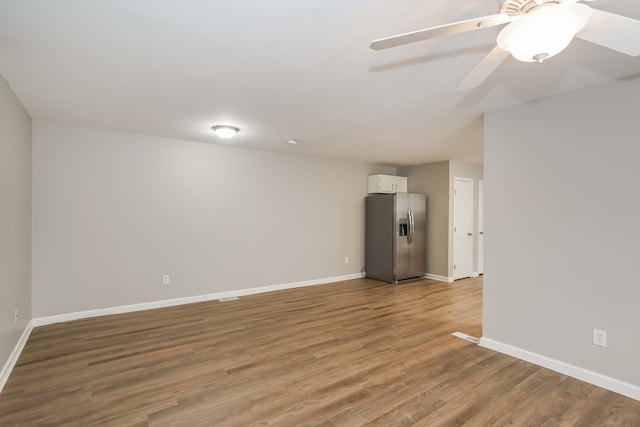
[[497, 3, 592, 63], [212, 125, 239, 140]]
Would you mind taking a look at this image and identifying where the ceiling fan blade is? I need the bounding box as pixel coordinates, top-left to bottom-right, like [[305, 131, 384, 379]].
[[576, 9, 640, 56], [456, 45, 510, 91], [370, 13, 511, 50]]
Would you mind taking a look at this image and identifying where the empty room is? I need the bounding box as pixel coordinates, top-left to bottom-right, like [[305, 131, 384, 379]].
[[1, 1, 639, 425]]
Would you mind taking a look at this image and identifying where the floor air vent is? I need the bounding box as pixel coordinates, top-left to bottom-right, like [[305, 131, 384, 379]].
[[452, 331, 480, 344]]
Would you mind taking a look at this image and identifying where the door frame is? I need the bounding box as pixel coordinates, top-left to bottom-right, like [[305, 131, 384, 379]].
[[478, 180, 484, 275]]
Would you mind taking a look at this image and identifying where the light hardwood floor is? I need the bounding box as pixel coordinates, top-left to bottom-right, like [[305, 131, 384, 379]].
[[1, 277, 638, 426]]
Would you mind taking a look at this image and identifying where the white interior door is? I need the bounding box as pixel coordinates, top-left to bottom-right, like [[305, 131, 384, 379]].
[[453, 177, 474, 280], [478, 180, 484, 275]]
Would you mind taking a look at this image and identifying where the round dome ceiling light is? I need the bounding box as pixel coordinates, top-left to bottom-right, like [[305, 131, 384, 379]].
[[211, 125, 239, 140], [497, 3, 592, 63]]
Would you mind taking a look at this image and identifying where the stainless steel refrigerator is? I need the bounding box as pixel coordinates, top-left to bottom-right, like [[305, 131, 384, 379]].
[[365, 193, 426, 283]]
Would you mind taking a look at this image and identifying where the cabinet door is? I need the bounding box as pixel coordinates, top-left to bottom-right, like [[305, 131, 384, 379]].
[[393, 176, 408, 193], [379, 175, 394, 192]]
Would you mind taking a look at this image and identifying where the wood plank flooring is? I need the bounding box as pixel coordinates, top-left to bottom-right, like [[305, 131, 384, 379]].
[[1, 277, 638, 426]]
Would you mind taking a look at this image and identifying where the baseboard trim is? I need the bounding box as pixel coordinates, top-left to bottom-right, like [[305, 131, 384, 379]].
[[480, 337, 640, 401], [0, 321, 34, 394], [32, 273, 363, 327], [424, 274, 454, 283]]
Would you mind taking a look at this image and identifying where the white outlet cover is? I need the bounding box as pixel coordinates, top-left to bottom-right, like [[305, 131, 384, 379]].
[[593, 328, 607, 347]]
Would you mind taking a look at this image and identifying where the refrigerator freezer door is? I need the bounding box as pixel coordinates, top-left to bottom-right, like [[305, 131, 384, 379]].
[[394, 193, 412, 281], [409, 193, 427, 278]]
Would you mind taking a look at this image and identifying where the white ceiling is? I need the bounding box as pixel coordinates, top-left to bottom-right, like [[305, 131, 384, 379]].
[[1, 0, 639, 166]]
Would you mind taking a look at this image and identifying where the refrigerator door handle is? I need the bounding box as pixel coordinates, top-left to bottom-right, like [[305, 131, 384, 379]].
[[411, 211, 415, 244], [407, 211, 415, 244]]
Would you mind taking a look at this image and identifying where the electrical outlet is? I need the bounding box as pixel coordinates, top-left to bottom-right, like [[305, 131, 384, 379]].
[[162, 275, 170, 285], [344, 256, 349, 264], [593, 329, 607, 347], [14, 308, 19, 324]]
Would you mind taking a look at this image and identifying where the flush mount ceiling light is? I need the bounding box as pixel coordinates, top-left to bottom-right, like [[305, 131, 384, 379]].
[[211, 125, 239, 140], [497, 3, 592, 63], [287, 139, 299, 145]]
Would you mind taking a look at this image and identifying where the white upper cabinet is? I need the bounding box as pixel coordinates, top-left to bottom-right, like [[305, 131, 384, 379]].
[[368, 174, 408, 194]]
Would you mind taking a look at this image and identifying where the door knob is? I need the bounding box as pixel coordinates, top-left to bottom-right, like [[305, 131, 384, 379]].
[[467, 233, 472, 236]]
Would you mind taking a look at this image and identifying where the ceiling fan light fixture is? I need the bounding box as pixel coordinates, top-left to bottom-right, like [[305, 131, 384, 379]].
[[211, 125, 239, 140], [497, 3, 592, 62]]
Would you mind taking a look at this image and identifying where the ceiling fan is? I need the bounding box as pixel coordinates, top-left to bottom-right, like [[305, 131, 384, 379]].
[[370, 0, 640, 91]]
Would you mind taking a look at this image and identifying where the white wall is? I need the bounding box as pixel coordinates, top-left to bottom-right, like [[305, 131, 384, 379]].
[[484, 76, 640, 387], [32, 121, 394, 317], [0, 76, 32, 366]]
